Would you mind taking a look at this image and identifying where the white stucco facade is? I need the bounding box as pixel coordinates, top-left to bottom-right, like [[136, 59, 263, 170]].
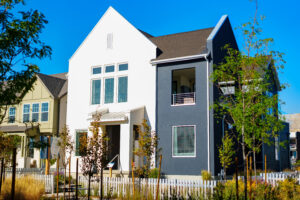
[[67, 7, 157, 173]]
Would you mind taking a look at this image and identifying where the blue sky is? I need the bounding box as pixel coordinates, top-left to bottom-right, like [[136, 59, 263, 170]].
[[20, 0, 299, 114]]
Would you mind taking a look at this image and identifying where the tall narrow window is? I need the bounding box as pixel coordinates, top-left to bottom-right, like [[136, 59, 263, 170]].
[[172, 126, 196, 157], [91, 79, 101, 105], [41, 103, 49, 122], [105, 78, 114, 104], [9, 107, 16, 123], [75, 131, 87, 156], [23, 104, 30, 122], [32, 103, 39, 122], [118, 76, 128, 103], [107, 33, 113, 49]]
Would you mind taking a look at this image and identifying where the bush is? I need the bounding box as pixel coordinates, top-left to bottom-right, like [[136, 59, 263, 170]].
[[201, 170, 212, 181], [149, 168, 159, 178], [1, 176, 45, 200], [278, 177, 300, 200]]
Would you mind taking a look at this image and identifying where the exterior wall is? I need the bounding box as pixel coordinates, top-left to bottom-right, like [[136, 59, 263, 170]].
[[58, 94, 68, 133], [67, 7, 157, 173], [278, 122, 290, 170], [156, 59, 209, 175]]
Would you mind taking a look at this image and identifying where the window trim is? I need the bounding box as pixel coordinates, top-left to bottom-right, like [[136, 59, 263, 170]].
[[23, 103, 30, 123], [41, 102, 49, 122], [91, 66, 102, 75], [31, 103, 40, 122], [8, 107, 16, 123], [172, 125, 196, 158], [117, 75, 128, 103]]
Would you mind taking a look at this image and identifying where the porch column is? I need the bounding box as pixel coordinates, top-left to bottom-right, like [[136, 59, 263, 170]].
[[119, 124, 130, 172]]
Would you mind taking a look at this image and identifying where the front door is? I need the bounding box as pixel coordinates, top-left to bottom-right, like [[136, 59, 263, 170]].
[[106, 125, 120, 169]]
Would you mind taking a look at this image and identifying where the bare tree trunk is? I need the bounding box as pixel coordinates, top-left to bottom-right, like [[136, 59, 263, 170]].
[[63, 166, 66, 200], [11, 148, 16, 200], [0, 158, 4, 194], [100, 167, 103, 200], [88, 174, 91, 200], [253, 149, 257, 183]]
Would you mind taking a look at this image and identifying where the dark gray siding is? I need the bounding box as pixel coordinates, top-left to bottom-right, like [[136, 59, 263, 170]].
[[279, 122, 290, 170], [156, 59, 209, 175]]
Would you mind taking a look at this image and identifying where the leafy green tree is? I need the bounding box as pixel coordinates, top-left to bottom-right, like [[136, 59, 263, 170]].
[[218, 133, 235, 180], [133, 119, 158, 178], [212, 1, 285, 198], [0, 0, 51, 124]]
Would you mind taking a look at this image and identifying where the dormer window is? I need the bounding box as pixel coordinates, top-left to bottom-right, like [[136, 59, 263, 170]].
[[107, 33, 113, 49]]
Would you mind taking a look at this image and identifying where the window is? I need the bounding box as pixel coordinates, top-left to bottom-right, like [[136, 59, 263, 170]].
[[91, 79, 101, 105], [32, 103, 39, 122], [28, 137, 34, 158], [75, 131, 87, 156], [41, 103, 49, 122], [105, 78, 114, 103], [118, 76, 128, 103], [172, 125, 196, 157], [172, 68, 195, 105], [105, 65, 115, 73], [8, 107, 16, 123], [107, 33, 113, 49], [92, 67, 102, 75], [118, 64, 128, 71], [23, 104, 30, 122]]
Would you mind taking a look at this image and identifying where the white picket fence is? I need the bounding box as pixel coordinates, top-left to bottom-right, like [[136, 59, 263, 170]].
[[5, 173, 54, 193], [78, 176, 217, 199], [260, 172, 300, 185]]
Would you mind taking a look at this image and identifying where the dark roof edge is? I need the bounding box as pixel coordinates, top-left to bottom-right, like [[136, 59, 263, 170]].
[[207, 15, 228, 41]]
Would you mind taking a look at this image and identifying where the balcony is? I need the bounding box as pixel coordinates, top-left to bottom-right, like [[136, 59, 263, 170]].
[[172, 92, 195, 105]]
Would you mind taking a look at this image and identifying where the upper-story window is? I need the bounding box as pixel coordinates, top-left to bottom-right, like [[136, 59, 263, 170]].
[[105, 65, 115, 73], [23, 104, 30, 122], [41, 102, 49, 122], [32, 103, 39, 122], [118, 64, 128, 71], [118, 76, 128, 103], [107, 33, 113, 49], [104, 78, 114, 104], [92, 67, 102, 75], [172, 68, 195, 105], [8, 107, 16, 123], [91, 79, 101, 105]]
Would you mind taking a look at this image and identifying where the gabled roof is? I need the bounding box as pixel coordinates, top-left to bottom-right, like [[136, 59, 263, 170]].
[[37, 73, 67, 98], [149, 28, 213, 61]]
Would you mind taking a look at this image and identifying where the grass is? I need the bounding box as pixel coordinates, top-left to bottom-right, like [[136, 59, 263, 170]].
[[1, 176, 45, 200]]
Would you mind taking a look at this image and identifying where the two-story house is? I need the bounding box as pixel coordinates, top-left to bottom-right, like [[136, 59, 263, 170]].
[[68, 6, 287, 177], [0, 73, 67, 168]]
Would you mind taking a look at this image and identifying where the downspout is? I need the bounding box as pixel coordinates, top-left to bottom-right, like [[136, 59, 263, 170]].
[[204, 54, 210, 172]]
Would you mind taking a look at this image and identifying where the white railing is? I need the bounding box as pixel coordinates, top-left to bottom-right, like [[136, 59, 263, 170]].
[[78, 176, 216, 199], [172, 92, 195, 105]]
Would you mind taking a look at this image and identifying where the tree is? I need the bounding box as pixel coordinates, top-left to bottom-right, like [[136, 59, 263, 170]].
[[80, 112, 109, 200], [212, 1, 285, 198], [57, 125, 74, 200], [218, 133, 235, 180], [133, 119, 158, 178], [0, 0, 51, 124]]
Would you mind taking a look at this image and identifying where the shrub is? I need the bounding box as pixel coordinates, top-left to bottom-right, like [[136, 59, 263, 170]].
[[201, 170, 212, 181], [149, 168, 159, 178], [1, 176, 45, 200], [278, 177, 300, 200]]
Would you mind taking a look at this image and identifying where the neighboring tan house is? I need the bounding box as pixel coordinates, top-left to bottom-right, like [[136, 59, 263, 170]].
[[0, 73, 67, 168]]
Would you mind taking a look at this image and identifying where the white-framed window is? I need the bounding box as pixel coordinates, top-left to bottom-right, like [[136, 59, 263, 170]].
[[91, 79, 101, 105], [118, 63, 128, 71], [23, 104, 30, 122], [118, 76, 128, 103], [104, 78, 114, 104], [41, 102, 49, 122], [105, 65, 115, 73], [172, 125, 196, 157], [8, 107, 16, 123], [32, 103, 39, 122], [107, 33, 113, 49], [92, 66, 102, 75]]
